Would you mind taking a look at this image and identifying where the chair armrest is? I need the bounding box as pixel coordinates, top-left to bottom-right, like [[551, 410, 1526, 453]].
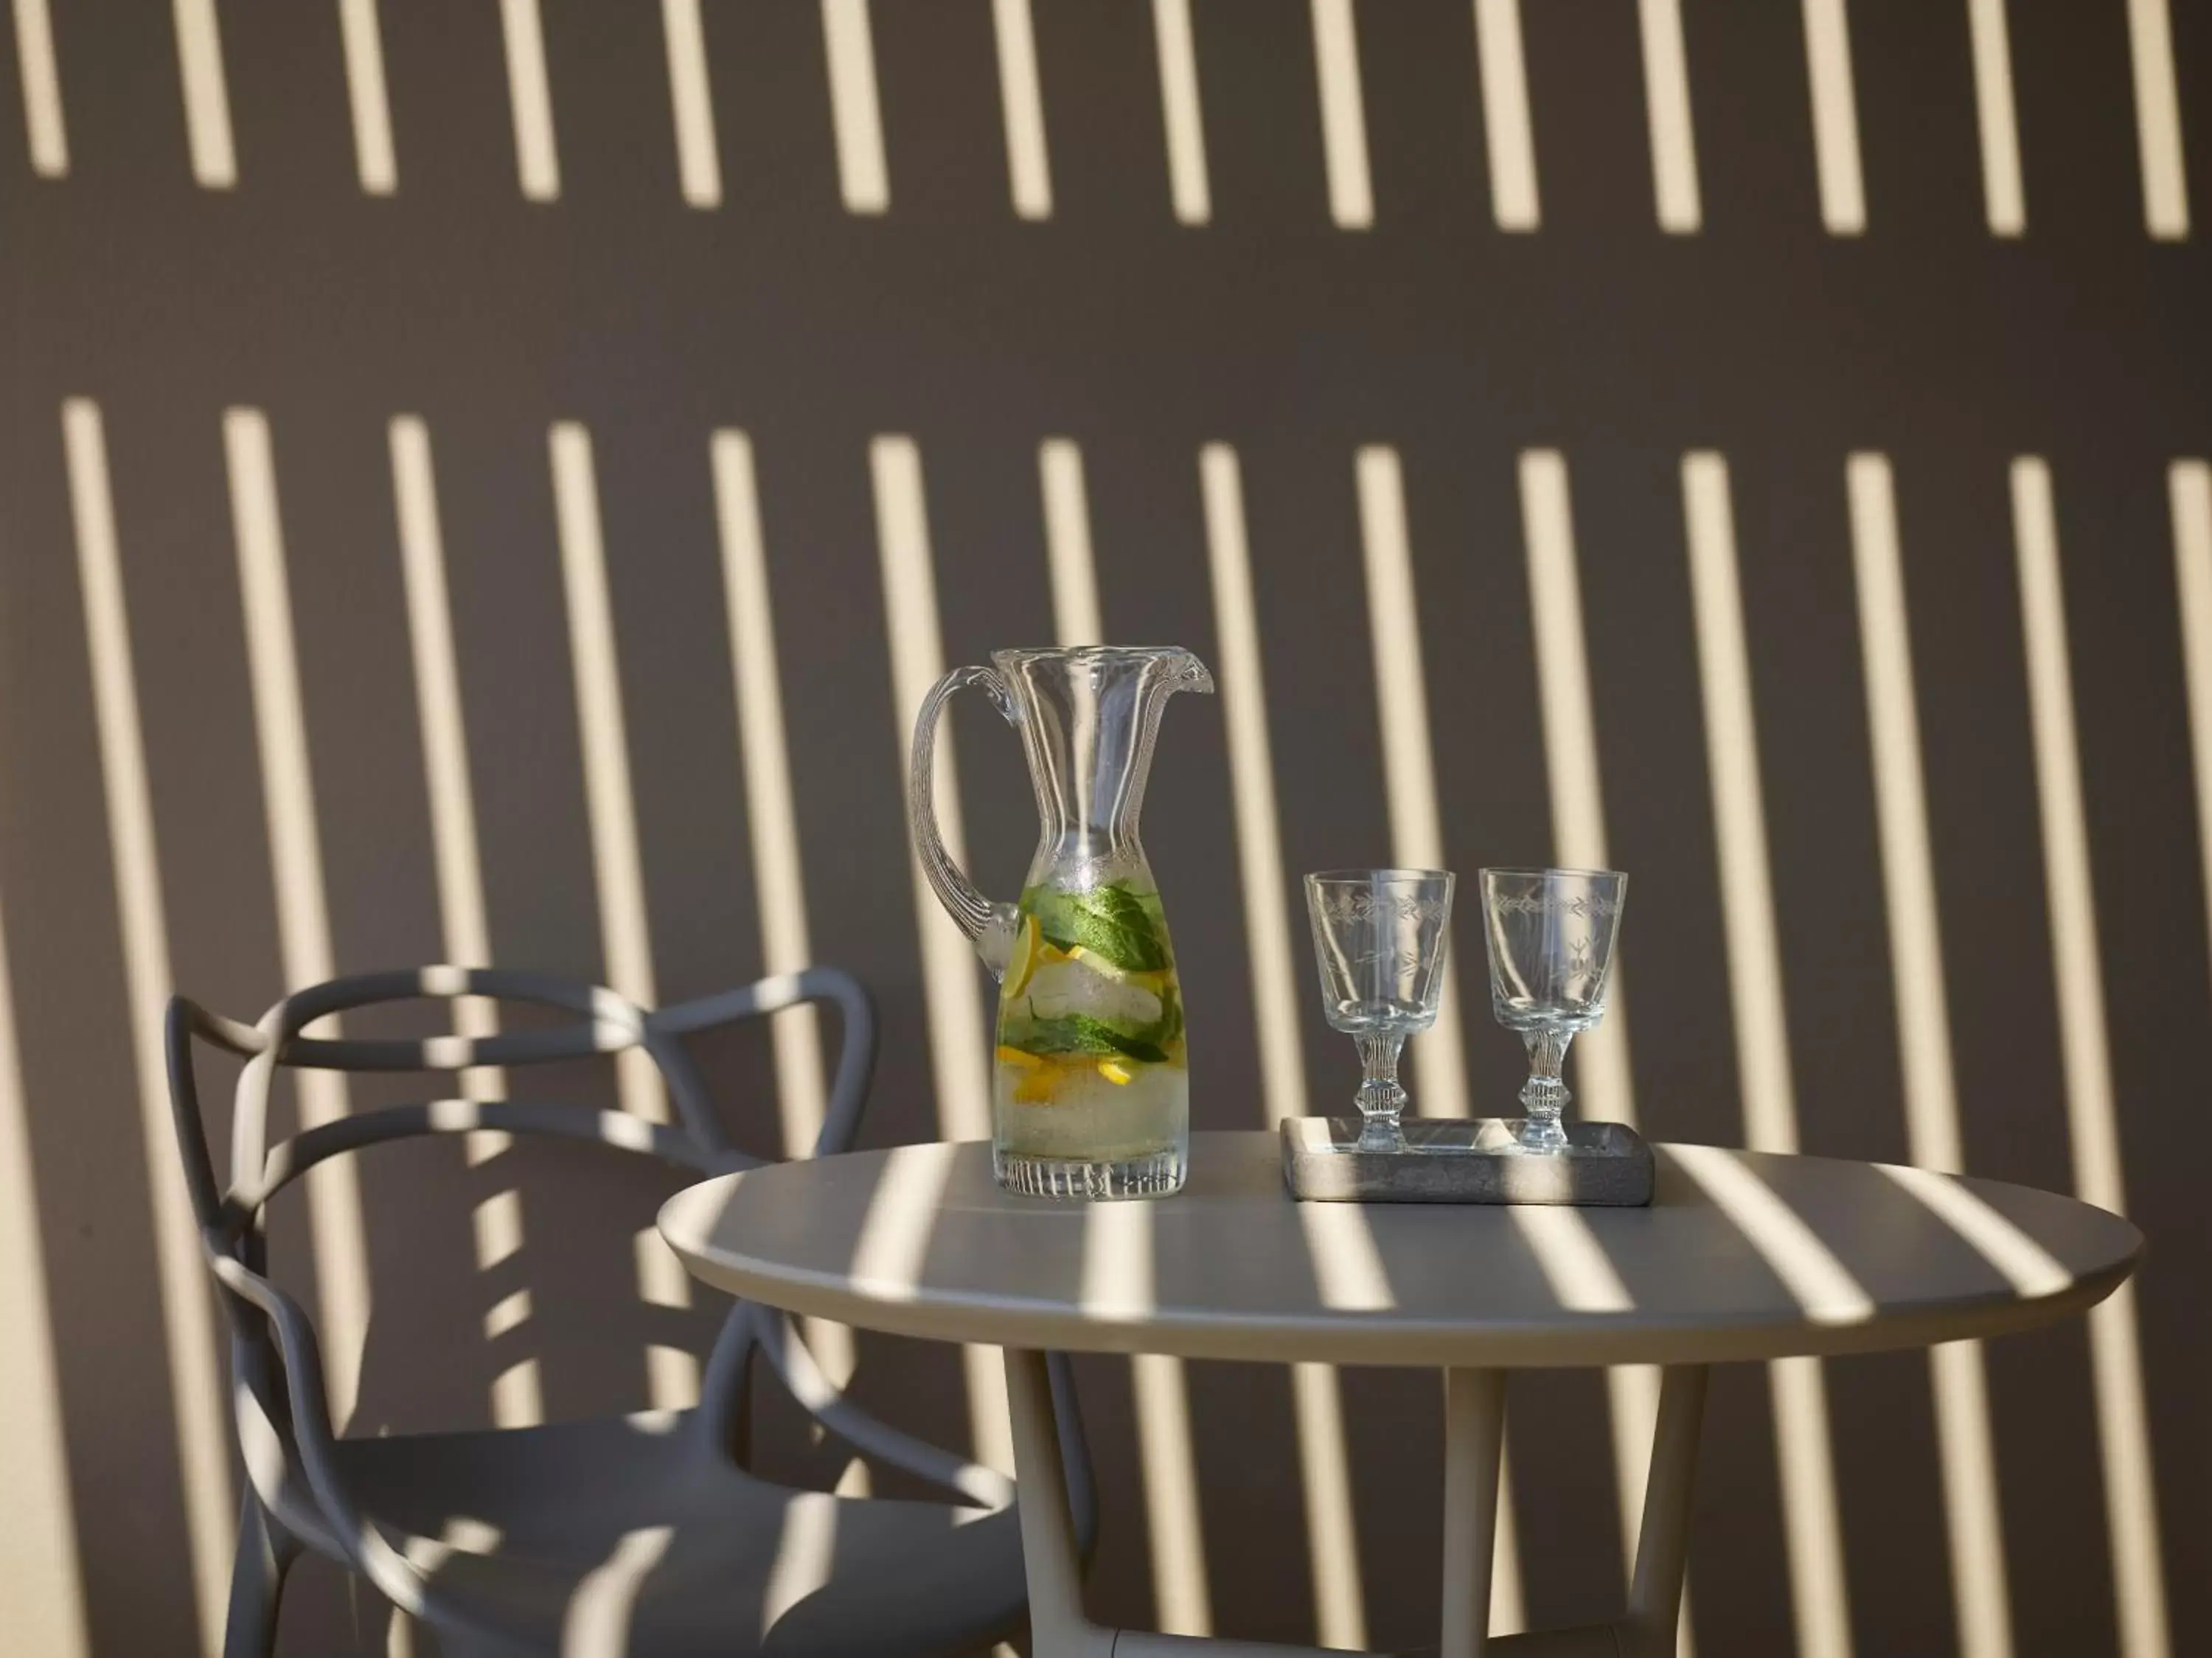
[[204, 1255, 522, 1651], [750, 1308, 1015, 1512]]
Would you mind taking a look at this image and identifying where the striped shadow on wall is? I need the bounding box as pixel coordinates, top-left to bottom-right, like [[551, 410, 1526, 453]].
[[1, 2, 2204, 1655]]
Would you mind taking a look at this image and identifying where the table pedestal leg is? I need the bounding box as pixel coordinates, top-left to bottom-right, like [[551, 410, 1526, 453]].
[[1620, 1364, 1708, 1658], [1441, 1368, 1508, 1658], [1009, 1348, 1707, 1658], [1005, 1346, 1114, 1658], [1441, 1364, 1708, 1658], [1006, 1347, 1347, 1658]]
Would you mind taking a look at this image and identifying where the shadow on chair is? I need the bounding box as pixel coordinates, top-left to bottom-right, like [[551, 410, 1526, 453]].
[[167, 965, 1096, 1657]]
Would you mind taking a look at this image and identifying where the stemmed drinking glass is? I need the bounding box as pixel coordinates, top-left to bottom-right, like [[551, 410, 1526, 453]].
[[1478, 867, 1627, 1152], [1304, 870, 1456, 1150]]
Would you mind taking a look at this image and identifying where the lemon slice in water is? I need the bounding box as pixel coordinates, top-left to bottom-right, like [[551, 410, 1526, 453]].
[[1005, 913, 1043, 998]]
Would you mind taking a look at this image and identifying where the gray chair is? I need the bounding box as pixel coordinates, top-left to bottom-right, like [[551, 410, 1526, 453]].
[[167, 965, 1096, 1657]]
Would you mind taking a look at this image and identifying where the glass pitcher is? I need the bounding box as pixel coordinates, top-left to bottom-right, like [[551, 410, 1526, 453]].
[[910, 645, 1214, 1198]]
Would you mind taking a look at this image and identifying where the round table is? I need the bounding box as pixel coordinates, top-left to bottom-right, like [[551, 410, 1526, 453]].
[[659, 1131, 2139, 1658]]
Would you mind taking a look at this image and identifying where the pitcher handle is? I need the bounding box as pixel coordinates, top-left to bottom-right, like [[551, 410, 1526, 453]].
[[908, 665, 1023, 977]]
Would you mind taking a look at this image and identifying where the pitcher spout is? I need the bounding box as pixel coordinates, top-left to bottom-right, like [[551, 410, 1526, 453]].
[[990, 646, 1211, 870]]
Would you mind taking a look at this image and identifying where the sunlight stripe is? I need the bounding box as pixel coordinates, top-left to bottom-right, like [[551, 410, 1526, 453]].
[[1517, 451, 1634, 1128], [1043, 437, 1209, 1632], [474, 1189, 523, 1270], [490, 1357, 542, 1429], [1516, 445, 1655, 1644], [1080, 1199, 1153, 1321], [712, 432, 858, 1401], [1604, 1364, 1672, 1606], [760, 1495, 837, 1637], [1200, 444, 1369, 1648], [1287, 1362, 1363, 1645], [2086, 1288, 2166, 1657], [1310, 0, 1373, 229], [1200, 447, 1307, 1140], [1514, 451, 1703, 1650], [1767, 1350, 1851, 1651], [1879, 1164, 2070, 1300], [563, 1525, 675, 1654], [1039, 440, 1103, 649], [2010, 456, 2171, 1658], [392, 1507, 506, 1658], [1151, 0, 1211, 225], [1683, 454, 1793, 1156], [870, 434, 1013, 1477], [1130, 1352, 1210, 1633], [712, 434, 829, 1160], [822, 0, 889, 214], [499, 0, 561, 201], [849, 1141, 959, 1301], [1847, 454, 1960, 1175], [1801, 0, 1865, 233], [2171, 462, 2212, 982], [1682, 451, 1852, 1658], [389, 419, 508, 1162], [65, 402, 234, 1655], [1300, 1200, 1395, 1313], [0, 884, 89, 1658], [2011, 461, 2129, 1223], [872, 434, 992, 1147], [1669, 1146, 1874, 1326], [1966, 0, 2024, 236], [224, 408, 372, 1427], [636, 1228, 698, 1413], [1847, 451, 2014, 1658], [484, 1288, 531, 1340], [992, 0, 1052, 219], [1355, 446, 1469, 1119], [549, 423, 668, 1126], [1472, 0, 1539, 230], [172, 0, 236, 187], [1636, 0, 1700, 232], [662, 0, 723, 207], [339, 0, 397, 194], [644, 1344, 700, 1411], [1511, 1207, 1631, 1313], [12, 0, 67, 176], [1926, 1342, 2011, 1658], [2125, 0, 2190, 238]]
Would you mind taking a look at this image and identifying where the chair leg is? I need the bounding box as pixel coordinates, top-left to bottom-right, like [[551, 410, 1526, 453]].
[[223, 1496, 296, 1658]]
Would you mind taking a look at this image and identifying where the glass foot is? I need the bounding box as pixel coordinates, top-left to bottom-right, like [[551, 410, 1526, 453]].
[[1514, 1114, 1571, 1154], [1485, 1117, 1602, 1156], [994, 1145, 1187, 1199], [1357, 1113, 1408, 1152]]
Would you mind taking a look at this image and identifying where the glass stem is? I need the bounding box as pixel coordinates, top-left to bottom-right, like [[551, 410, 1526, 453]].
[[1354, 1032, 1408, 1148], [1518, 1028, 1573, 1150]]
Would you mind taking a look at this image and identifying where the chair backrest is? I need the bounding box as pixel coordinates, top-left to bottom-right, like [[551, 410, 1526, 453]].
[[170, 966, 876, 1223], [165, 965, 878, 1570]]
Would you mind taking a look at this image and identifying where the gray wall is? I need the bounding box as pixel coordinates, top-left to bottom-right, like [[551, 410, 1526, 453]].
[[1, 1, 2208, 1654]]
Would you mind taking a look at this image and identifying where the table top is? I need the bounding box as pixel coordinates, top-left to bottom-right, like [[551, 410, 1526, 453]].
[[659, 1131, 2141, 1368]]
